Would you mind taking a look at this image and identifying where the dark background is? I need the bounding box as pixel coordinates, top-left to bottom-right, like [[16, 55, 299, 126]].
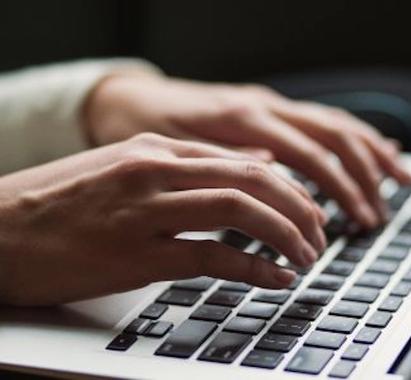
[[1, 0, 411, 81]]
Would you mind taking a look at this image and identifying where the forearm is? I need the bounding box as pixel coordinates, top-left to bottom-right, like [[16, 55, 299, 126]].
[[0, 58, 162, 175]]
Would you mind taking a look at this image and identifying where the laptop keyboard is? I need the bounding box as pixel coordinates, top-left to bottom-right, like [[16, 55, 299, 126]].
[[106, 182, 411, 378]]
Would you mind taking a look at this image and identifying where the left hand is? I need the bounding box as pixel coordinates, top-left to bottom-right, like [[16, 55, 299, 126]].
[[84, 75, 411, 228]]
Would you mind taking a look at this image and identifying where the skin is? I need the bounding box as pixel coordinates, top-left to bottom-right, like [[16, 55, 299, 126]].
[[85, 75, 411, 227], [0, 73, 409, 306], [0, 133, 327, 306]]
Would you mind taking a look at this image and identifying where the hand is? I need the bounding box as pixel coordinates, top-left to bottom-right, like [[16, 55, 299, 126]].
[[85, 75, 411, 228], [0, 133, 326, 306]]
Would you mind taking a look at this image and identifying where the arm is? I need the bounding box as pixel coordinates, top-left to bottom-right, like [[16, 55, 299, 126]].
[[0, 58, 162, 174]]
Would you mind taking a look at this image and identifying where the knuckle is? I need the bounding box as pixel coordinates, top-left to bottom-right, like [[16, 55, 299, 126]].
[[243, 161, 269, 184], [327, 106, 350, 118], [132, 132, 161, 144], [281, 221, 303, 249], [216, 188, 247, 213]]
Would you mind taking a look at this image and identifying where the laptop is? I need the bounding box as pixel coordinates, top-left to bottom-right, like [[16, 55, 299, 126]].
[[2, 157, 411, 380]]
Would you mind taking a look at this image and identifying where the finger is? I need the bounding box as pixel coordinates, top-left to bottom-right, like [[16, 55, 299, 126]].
[[161, 158, 326, 252], [162, 239, 296, 288], [235, 147, 274, 162], [150, 188, 318, 267]]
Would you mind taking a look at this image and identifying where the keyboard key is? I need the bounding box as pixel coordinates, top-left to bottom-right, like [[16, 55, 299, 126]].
[[256, 333, 298, 352], [286, 346, 334, 375], [354, 327, 381, 344], [305, 330, 346, 350], [223, 316, 265, 335], [355, 272, 390, 289], [379, 245, 409, 261], [172, 277, 216, 291], [256, 244, 279, 261], [157, 289, 201, 306], [123, 318, 151, 335], [252, 289, 291, 304], [221, 229, 253, 249], [317, 315, 358, 334], [219, 281, 252, 292], [368, 259, 400, 274], [366, 311, 392, 328], [283, 303, 322, 321], [106, 334, 137, 351], [143, 321, 173, 338], [329, 360, 356, 378], [288, 275, 303, 290], [330, 301, 369, 318], [391, 281, 411, 297], [205, 290, 244, 307], [402, 267, 411, 281], [140, 303, 168, 320], [342, 286, 380, 303], [269, 317, 311, 336], [392, 233, 411, 247], [378, 296, 403, 312], [337, 247, 367, 262], [342, 343, 369, 361], [296, 289, 334, 306], [155, 320, 217, 358], [241, 349, 284, 369], [198, 331, 252, 363], [190, 304, 231, 322], [238, 302, 279, 320], [310, 274, 345, 291], [323, 260, 356, 277]]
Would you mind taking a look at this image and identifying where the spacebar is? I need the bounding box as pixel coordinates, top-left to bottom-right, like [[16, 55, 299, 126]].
[[155, 319, 217, 358]]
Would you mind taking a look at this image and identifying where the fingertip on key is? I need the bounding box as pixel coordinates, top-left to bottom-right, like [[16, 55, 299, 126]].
[[276, 268, 297, 285]]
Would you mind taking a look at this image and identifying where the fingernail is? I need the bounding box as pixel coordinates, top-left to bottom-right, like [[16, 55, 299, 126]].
[[376, 198, 389, 223], [301, 242, 318, 267], [276, 268, 297, 284], [359, 203, 378, 228]]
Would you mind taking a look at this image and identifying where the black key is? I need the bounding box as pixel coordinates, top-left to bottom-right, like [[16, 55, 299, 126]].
[[391, 281, 411, 297], [342, 343, 369, 361], [392, 233, 411, 247], [221, 229, 253, 249], [305, 330, 346, 350], [379, 245, 409, 261], [366, 311, 392, 328], [155, 320, 217, 358], [223, 316, 265, 335], [219, 281, 252, 292], [252, 289, 291, 305], [205, 290, 244, 307], [368, 259, 399, 274], [106, 334, 137, 351], [330, 301, 369, 318], [317, 315, 358, 334], [123, 318, 151, 335], [283, 303, 322, 321], [403, 267, 411, 281], [310, 274, 345, 291], [256, 244, 279, 261], [241, 349, 284, 369], [190, 304, 231, 323], [342, 286, 380, 303], [140, 303, 168, 320], [256, 333, 298, 352], [337, 247, 367, 262], [354, 327, 381, 344], [355, 272, 390, 289], [288, 275, 303, 290], [269, 317, 311, 336], [286, 263, 312, 275], [238, 302, 279, 320], [172, 277, 216, 291], [198, 331, 252, 363], [379, 296, 403, 312], [296, 289, 334, 306], [324, 260, 356, 277], [286, 346, 334, 375], [329, 360, 356, 378], [143, 321, 173, 338], [157, 289, 201, 307]]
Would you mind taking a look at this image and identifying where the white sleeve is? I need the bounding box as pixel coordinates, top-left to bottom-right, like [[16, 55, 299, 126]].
[[0, 58, 162, 175]]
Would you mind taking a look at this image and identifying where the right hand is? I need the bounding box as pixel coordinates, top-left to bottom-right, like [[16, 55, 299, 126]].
[[0, 133, 326, 306]]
